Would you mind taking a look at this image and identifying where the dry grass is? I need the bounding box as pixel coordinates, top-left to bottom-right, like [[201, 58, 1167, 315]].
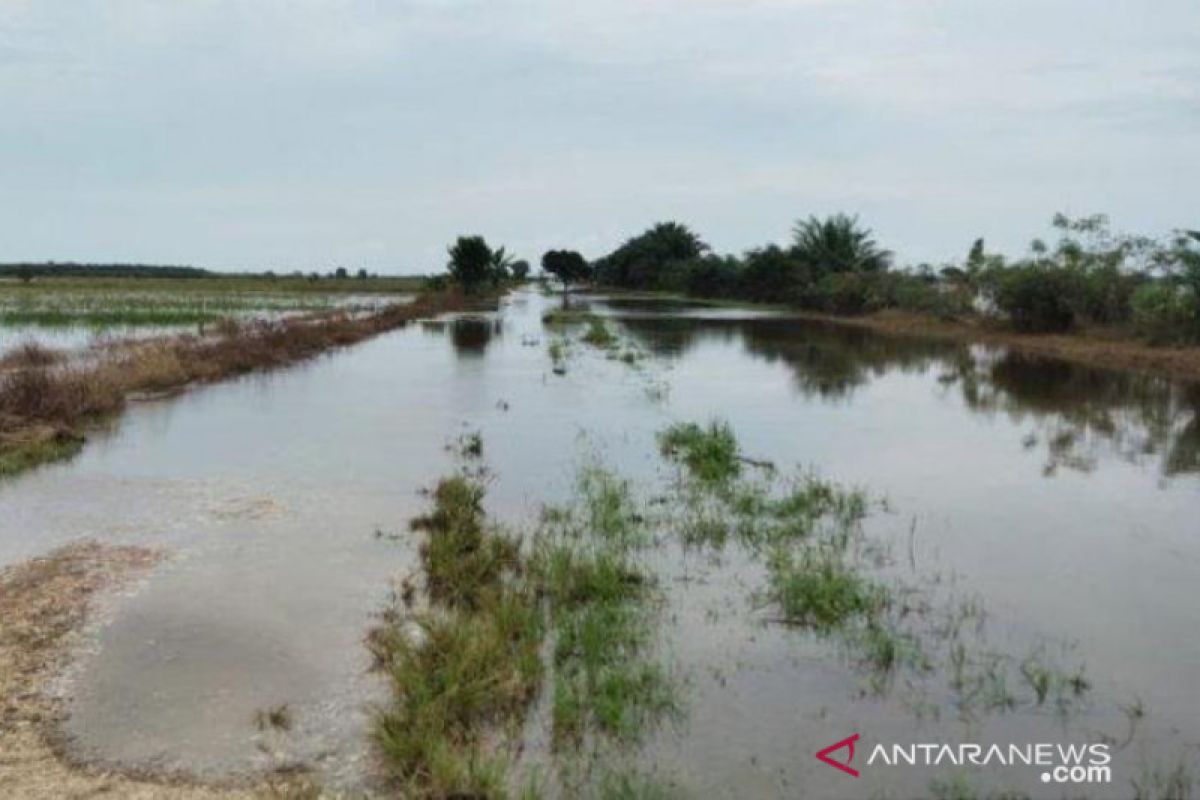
[[0, 342, 63, 370], [0, 289, 493, 477], [0, 542, 326, 799]]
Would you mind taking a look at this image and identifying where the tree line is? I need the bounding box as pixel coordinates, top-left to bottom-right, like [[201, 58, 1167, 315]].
[[444, 213, 1200, 344]]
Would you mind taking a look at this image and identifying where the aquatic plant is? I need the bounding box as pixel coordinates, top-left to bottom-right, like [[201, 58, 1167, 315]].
[[765, 546, 886, 631], [657, 420, 741, 485], [581, 317, 617, 349]]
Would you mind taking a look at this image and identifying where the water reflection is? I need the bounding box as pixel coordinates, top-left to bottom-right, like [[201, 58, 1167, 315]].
[[946, 352, 1200, 477], [606, 309, 1200, 478], [421, 316, 502, 358]]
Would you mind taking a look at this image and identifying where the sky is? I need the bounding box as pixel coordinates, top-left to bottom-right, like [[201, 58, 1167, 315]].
[[1, 0, 1197, 273]]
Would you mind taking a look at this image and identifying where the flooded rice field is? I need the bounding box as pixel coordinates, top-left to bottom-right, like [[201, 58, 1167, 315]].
[[2, 288, 1198, 798], [0, 291, 407, 354]]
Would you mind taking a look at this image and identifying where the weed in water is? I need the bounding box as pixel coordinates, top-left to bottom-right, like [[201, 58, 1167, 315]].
[[581, 317, 618, 349], [375, 471, 544, 798], [1132, 756, 1196, 800], [765, 546, 887, 631], [549, 338, 569, 374], [410, 476, 522, 611], [657, 420, 741, 485], [595, 770, 679, 800]]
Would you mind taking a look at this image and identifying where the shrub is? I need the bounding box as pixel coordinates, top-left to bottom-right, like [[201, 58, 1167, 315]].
[[1070, 264, 1140, 324], [1131, 283, 1200, 344], [888, 274, 972, 319], [809, 272, 885, 315], [682, 256, 741, 299], [992, 265, 1076, 333], [738, 246, 807, 304]]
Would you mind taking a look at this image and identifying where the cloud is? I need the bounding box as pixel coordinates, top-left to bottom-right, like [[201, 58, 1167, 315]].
[[0, 0, 1196, 268]]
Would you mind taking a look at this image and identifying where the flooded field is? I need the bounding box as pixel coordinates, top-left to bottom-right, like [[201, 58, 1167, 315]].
[[2, 288, 1198, 798], [0, 287, 408, 354]]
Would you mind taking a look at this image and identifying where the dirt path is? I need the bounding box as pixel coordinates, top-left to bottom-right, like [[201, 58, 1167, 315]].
[[0, 542, 319, 799]]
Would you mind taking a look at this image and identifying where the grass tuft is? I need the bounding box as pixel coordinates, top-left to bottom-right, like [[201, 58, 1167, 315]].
[[657, 420, 741, 485]]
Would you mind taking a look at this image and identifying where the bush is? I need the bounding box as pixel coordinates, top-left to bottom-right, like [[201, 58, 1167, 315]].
[[1070, 264, 1139, 324], [992, 266, 1077, 333], [681, 256, 741, 299], [888, 274, 973, 320], [738, 246, 807, 304], [1131, 283, 1200, 344], [808, 273, 885, 315]]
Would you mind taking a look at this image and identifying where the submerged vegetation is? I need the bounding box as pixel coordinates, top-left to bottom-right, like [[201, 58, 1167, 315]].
[[0, 287, 386, 328]]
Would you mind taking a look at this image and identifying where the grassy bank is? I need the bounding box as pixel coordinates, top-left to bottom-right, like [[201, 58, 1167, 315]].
[[0, 289, 494, 478]]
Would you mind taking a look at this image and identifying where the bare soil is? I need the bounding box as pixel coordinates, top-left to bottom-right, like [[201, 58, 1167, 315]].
[[0, 542, 320, 799]]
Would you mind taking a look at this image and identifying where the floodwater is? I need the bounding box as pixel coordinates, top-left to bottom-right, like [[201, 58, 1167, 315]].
[[0, 292, 409, 354], [2, 288, 1199, 797]]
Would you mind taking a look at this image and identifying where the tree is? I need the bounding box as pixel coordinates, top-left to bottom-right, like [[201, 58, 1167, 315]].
[[791, 214, 891, 275], [739, 245, 806, 303], [541, 250, 590, 292], [510, 260, 530, 281], [447, 236, 494, 293], [16, 265, 33, 284], [967, 238, 986, 272], [593, 222, 707, 289], [489, 247, 514, 285]]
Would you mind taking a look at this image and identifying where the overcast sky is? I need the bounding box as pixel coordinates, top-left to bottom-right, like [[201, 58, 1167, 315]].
[[1, 1, 1197, 273]]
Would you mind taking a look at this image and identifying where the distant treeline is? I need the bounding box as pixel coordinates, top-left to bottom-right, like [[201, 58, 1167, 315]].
[[524, 214, 1200, 344], [0, 262, 409, 283], [0, 262, 214, 279]]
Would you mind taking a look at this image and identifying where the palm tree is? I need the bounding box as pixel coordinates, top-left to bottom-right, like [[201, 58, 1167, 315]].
[[489, 246, 515, 285], [791, 214, 891, 274]]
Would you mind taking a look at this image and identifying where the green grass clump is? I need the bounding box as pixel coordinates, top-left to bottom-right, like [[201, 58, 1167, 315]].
[[581, 318, 617, 349], [534, 544, 643, 609], [577, 466, 647, 549], [549, 338, 569, 374], [376, 473, 543, 798], [410, 476, 523, 611], [0, 430, 85, 478], [377, 458, 679, 796], [657, 420, 741, 485], [725, 477, 867, 549], [766, 546, 887, 631], [531, 464, 679, 749], [539, 551, 677, 745]]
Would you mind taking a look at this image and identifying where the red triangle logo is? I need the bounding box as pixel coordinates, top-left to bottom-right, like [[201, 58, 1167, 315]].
[[816, 733, 860, 777]]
